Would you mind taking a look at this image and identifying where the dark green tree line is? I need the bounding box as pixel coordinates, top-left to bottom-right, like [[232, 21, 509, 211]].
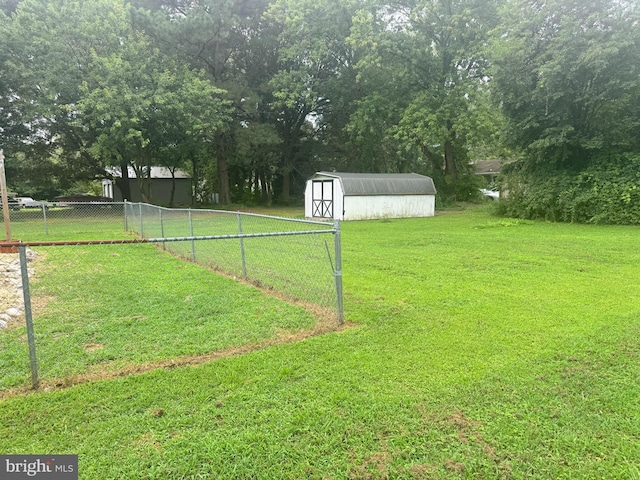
[[2, 0, 639, 220], [491, 0, 640, 223]]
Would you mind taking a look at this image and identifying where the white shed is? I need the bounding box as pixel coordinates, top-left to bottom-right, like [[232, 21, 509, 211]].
[[305, 172, 437, 221]]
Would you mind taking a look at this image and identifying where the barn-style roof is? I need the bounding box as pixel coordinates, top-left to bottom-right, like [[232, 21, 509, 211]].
[[107, 166, 191, 179], [311, 172, 437, 196]]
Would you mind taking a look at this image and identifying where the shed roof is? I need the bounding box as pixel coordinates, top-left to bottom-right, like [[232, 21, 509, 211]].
[[107, 166, 191, 179], [473, 160, 502, 175], [310, 172, 437, 196]]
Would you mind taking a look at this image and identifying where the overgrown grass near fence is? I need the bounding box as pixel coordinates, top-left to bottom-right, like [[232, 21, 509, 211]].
[[1, 207, 640, 478]]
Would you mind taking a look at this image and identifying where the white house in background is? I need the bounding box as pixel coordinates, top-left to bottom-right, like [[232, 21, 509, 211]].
[[102, 166, 192, 206], [305, 172, 437, 221]]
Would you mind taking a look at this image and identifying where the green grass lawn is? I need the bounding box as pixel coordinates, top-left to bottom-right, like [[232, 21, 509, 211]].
[[0, 243, 322, 390], [1, 206, 640, 479]]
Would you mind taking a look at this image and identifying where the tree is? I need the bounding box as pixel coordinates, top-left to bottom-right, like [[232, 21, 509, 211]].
[[0, 0, 231, 202], [393, 0, 499, 196], [79, 41, 231, 204], [492, 0, 640, 166], [266, 0, 372, 200], [130, 0, 276, 204], [0, 0, 143, 195], [490, 0, 640, 223]]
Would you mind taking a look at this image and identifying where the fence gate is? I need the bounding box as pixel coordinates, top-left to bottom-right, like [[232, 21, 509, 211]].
[[312, 180, 334, 219]]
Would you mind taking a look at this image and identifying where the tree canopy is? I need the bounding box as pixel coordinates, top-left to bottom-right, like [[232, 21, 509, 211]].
[[490, 0, 640, 223], [1, 0, 639, 221]]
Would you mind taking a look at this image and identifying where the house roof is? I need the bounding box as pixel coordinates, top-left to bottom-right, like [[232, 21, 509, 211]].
[[473, 160, 502, 175], [310, 172, 437, 196], [107, 166, 191, 179]]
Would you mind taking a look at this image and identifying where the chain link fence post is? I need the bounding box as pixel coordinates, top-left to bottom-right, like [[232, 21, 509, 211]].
[[138, 203, 144, 238], [124, 200, 129, 232], [237, 213, 247, 279], [42, 203, 49, 236], [333, 220, 344, 325], [159, 207, 166, 250], [189, 208, 196, 262], [0, 149, 12, 241], [19, 245, 39, 389]]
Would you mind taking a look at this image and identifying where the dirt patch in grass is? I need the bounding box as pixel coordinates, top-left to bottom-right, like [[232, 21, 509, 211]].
[[408, 464, 436, 478], [82, 343, 105, 353], [349, 442, 393, 479], [443, 458, 466, 473], [0, 318, 357, 399], [417, 406, 512, 475]]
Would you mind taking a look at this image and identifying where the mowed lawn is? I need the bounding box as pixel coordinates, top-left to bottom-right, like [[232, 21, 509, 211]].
[[1, 207, 640, 479]]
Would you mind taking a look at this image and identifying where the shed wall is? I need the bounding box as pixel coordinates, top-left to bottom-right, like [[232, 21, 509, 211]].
[[305, 174, 436, 220], [105, 179, 192, 205], [343, 195, 435, 220]]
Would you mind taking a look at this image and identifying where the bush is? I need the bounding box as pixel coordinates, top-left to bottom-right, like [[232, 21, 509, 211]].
[[498, 154, 640, 225], [435, 172, 487, 207]]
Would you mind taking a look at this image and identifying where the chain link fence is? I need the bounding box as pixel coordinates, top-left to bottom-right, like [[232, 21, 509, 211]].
[[124, 202, 342, 310], [1, 202, 126, 240], [0, 203, 343, 391], [1, 202, 341, 310]]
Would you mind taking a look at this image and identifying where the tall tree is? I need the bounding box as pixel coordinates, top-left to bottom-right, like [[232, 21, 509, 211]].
[[337, 0, 501, 198], [131, 0, 276, 204], [266, 0, 370, 200], [0, 0, 138, 177], [489, 0, 640, 222], [1, 0, 232, 200], [79, 43, 231, 203], [491, 0, 640, 167], [395, 0, 499, 194]]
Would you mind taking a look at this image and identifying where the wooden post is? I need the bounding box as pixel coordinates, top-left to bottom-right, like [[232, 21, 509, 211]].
[[0, 150, 12, 241]]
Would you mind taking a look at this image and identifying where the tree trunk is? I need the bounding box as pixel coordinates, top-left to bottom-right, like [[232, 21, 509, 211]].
[[116, 163, 132, 201], [134, 165, 151, 203], [190, 157, 199, 205], [444, 135, 458, 182], [260, 170, 272, 206], [280, 166, 291, 204], [169, 167, 176, 207], [216, 133, 231, 204]]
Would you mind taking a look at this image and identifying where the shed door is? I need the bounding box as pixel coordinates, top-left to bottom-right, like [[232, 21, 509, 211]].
[[312, 180, 333, 218]]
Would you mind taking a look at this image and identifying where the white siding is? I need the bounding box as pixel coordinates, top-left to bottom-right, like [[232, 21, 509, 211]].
[[343, 195, 435, 220], [305, 173, 436, 220]]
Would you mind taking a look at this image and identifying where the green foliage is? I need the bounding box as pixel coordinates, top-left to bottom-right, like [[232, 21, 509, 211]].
[[499, 154, 640, 225], [79, 43, 231, 181], [490, 0, 640, 224], [344, 0, 503, 192], [2, 0, 639, 217], [492, 0, 640, 164], [0, 0, 232, 202]]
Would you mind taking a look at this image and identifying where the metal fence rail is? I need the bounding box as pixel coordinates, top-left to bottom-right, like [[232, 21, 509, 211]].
[[1, 202, 344, 389]]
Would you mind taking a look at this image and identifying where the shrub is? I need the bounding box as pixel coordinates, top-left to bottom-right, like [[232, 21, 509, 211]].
[[499, 154, 640, 225]]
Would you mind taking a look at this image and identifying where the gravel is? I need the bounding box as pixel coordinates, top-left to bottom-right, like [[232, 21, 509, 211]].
[[0, 250, 37, 329]]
